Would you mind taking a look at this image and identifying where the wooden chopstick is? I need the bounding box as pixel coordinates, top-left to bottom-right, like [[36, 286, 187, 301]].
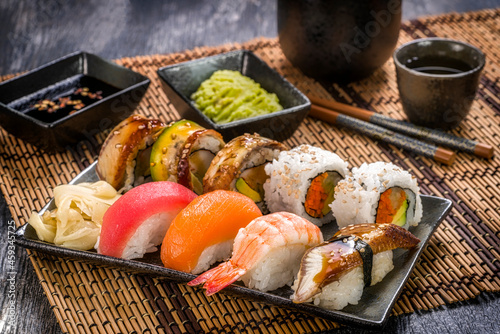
[[309, 104, 456, 165], [308, 95, 494, 159]]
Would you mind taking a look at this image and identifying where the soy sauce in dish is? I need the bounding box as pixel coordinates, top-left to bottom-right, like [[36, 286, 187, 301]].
[[404, 56, 473, 75], [8, 75, 121, 124]]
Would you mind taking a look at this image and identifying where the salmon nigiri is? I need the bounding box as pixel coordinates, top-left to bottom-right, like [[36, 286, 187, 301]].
[[188, 212, 323, 294], [160, 190, 262, 274], [97, 181, 197, 259]]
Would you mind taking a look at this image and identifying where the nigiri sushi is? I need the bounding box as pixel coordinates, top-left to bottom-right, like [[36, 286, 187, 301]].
[[96, 115, 165, 192], [291, 223, 420, 310], [188, 212, 323, 294], [160, 190, 262, 274], [96, 181, 197, 259]]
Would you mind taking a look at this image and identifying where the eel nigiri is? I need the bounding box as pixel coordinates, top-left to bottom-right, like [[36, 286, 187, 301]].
[[160, 190, 262, 274], [96, 115, 165, 192], [96, 181, 197, 259], [291, 223, 420, 310], [188, 212, 323, 294]]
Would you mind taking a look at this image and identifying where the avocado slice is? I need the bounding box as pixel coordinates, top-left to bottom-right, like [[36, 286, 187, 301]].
[[150, 120, 204, 181], [392, 199, 408, 227], [235, 177, 262, 202]]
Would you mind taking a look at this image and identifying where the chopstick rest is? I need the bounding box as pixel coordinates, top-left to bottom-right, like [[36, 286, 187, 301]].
[[310, 104, 456, 165], [308, 95, 494, 159]]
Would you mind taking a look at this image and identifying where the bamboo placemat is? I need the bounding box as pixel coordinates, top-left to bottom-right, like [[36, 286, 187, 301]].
[[2, 8, 500, 333]]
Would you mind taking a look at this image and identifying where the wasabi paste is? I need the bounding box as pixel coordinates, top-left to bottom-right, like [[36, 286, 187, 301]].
[[191, 70, 283, 124]]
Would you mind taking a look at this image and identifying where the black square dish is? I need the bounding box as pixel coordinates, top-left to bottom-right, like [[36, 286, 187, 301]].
[[157, 50, 310, 141], [14, 161, 452, 329], [0, 51, 150, 151]]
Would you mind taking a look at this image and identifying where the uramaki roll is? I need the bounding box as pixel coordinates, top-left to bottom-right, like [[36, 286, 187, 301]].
[[96, 115, 165, 192], [263, 144, 349, 227], [150, 120, 225, 195], [203, 133, 286, 210], [330, 161, 422, 230]]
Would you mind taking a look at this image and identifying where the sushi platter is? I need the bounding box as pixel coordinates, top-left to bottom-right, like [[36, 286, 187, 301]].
[[15, 160, 452, 327]]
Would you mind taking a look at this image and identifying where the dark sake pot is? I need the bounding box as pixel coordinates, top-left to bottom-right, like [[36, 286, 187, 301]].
[[278, 0, 402, 82]]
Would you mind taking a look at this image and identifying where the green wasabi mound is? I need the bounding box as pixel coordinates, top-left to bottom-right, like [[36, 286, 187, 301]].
[[191, 70, 283, 124]]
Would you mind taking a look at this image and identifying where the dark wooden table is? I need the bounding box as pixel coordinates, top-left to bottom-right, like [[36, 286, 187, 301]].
[[1, 1, 499, 333]]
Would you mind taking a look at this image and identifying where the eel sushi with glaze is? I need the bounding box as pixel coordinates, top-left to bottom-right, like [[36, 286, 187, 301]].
[[203, 133, 286, 209], [291, 223, 420, 310], [96, 115, 165, 192]]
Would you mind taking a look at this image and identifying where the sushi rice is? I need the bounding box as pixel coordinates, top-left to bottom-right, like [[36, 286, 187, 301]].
[[117, 212, 172, 260], [192, 240, 233, 274], [330, 161, 422, 230], [241, 244, 309, 292]]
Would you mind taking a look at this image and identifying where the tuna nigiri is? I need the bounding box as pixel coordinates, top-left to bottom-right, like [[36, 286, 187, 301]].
[[291, 223, 420, 310], [188, 212, 323, 294], [160, 190, 262, 274], [96, 181, 197, 259]]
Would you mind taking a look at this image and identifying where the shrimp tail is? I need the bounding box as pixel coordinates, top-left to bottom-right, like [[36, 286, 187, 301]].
[[188, 261, 246, 296]]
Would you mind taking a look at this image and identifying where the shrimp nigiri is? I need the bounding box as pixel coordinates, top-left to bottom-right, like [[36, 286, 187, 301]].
[[291, 223, 420, 310], [160, 190, 262, 274], [188, 212, 323, 294]]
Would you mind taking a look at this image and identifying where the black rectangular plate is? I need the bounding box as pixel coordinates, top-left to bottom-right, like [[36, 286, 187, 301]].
[[15, 161, 452, 328]]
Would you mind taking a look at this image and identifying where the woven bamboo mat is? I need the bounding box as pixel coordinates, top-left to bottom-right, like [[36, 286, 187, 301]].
[[2, 8, 500, 333]]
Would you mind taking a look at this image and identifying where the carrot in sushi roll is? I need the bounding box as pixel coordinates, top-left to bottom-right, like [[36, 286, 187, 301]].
[[263, 145, 348, 226], [188, 212, 323, 294], [160, 190, 262, 274], [96, 181, 197, 260]]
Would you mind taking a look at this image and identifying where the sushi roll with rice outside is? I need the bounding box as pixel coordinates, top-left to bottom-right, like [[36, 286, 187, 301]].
[[330, 161, 422, 230], [96, 115, 165, 192], [264, 145, 348, 226], [150, 119, 225, 195]]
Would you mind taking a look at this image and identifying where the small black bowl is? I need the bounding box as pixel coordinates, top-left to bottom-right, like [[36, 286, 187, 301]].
[[0, 51, 150, 151], [157, 50, 310, 142], [393, 38, 485, 130]]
